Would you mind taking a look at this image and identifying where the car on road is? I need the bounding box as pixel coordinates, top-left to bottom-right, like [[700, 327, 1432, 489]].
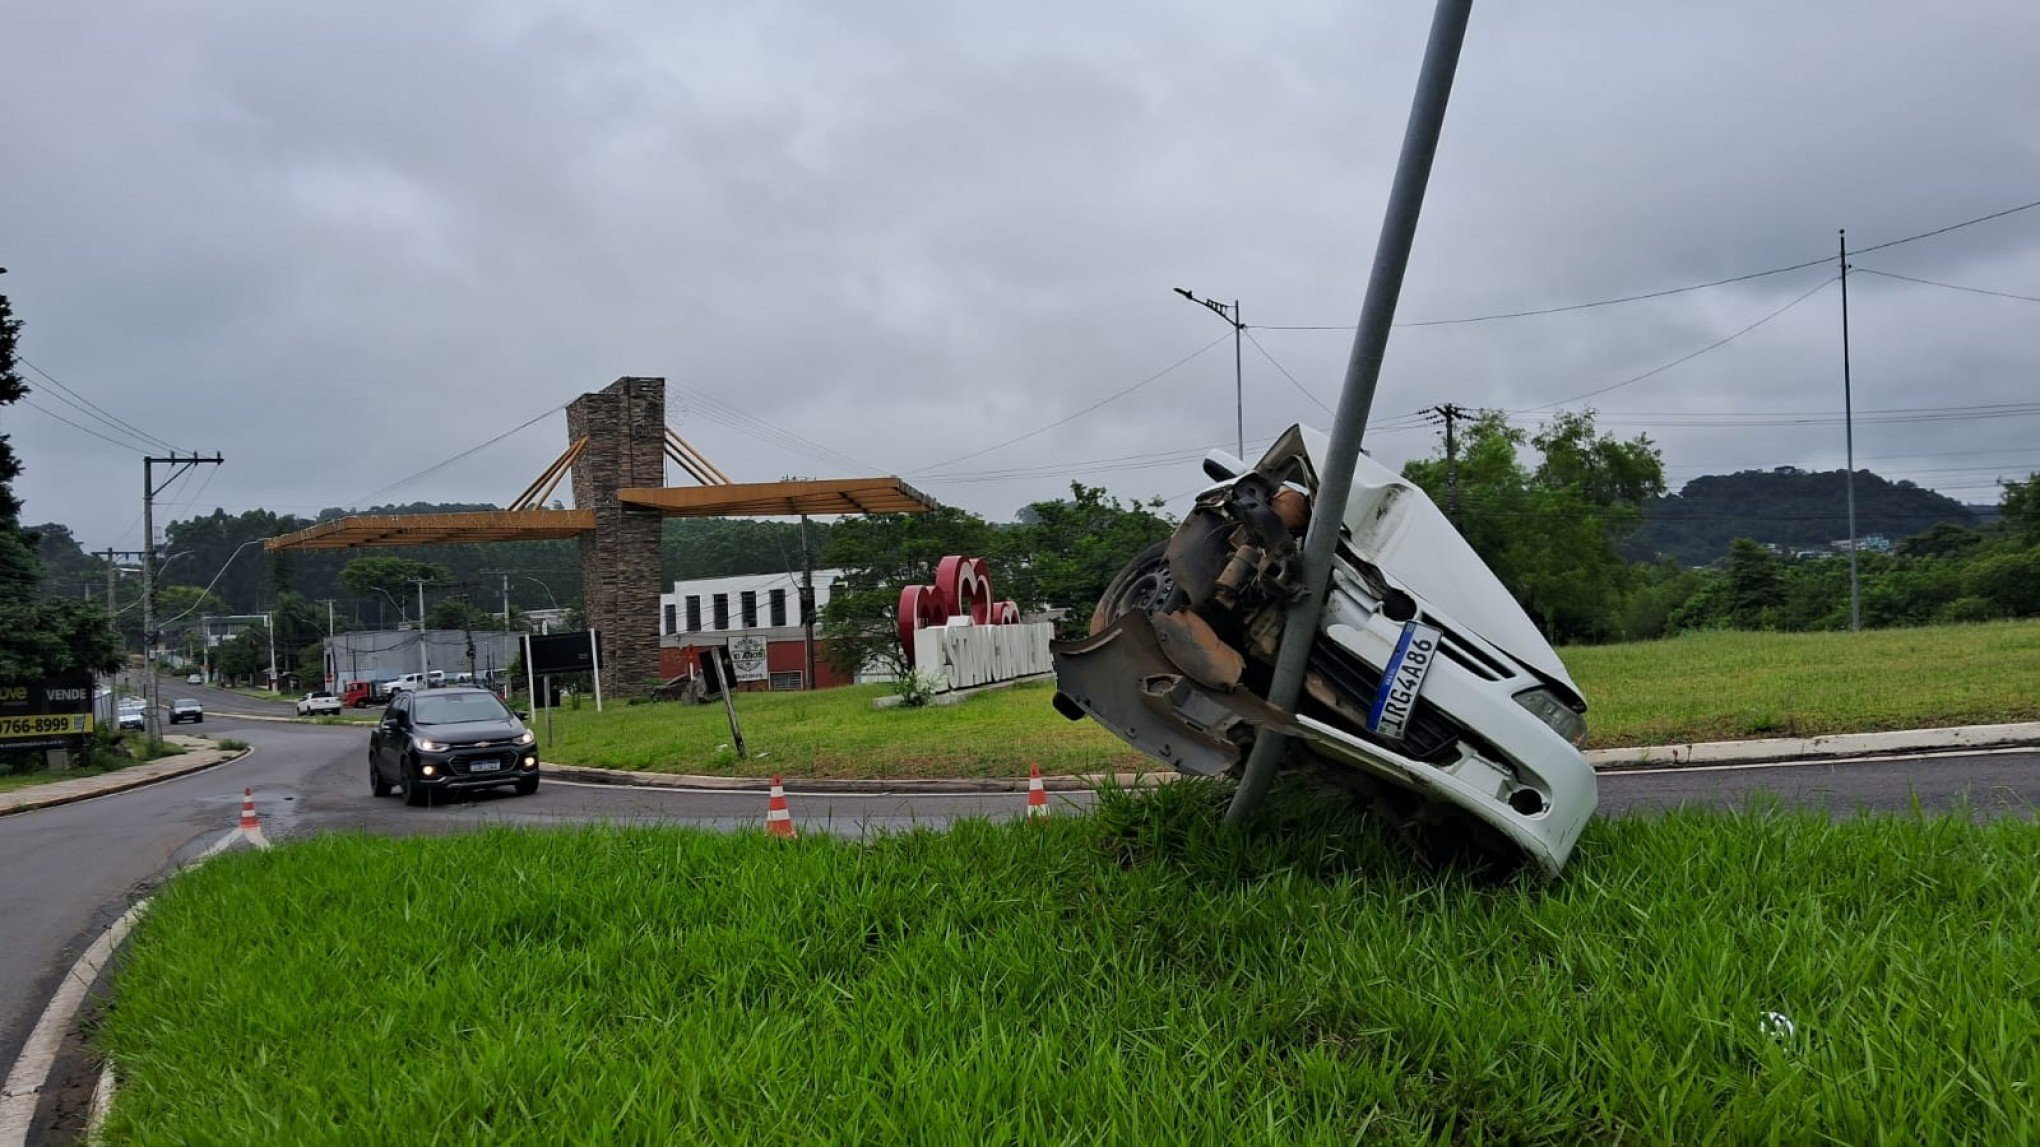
[[167, 698, 204, 725], [185, 672, 203, 685], [296, 690, 343, 717], [117, 702, 146, 731], [386, 672, 429, 696], [368, 686, 540, 806], [1052, 424, 1598, 877]]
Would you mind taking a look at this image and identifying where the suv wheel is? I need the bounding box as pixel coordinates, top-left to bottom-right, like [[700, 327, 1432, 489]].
[[515, 775, 539, 796], [400, 760, 432, 807], [369, 759, 393, 798]]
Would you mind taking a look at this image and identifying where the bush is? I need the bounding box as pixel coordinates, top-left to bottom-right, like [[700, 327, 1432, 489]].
[[1937, 595, 2001, 624], [889, 670, 943, 709], [216, 738, 250, 751]]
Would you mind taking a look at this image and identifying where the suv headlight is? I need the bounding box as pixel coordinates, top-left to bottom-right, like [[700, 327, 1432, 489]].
[[416, 739, 449, 752], [1513, 687, 1588, 748], [516, 730, 536, 746]]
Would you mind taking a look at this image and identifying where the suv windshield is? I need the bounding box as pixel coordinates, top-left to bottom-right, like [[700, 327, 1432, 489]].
[[412, 692, 512, 726]]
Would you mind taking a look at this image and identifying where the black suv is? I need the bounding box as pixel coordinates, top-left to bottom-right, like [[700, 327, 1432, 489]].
[[369, 687, 539, 806]]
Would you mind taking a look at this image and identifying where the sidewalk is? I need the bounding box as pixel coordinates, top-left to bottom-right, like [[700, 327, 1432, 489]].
[[0, 737, 248, 817]]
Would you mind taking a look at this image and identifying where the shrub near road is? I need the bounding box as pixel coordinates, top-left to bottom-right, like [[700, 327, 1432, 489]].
[[533, 621, 2040, 779], [102, 783, 2036, 1142]]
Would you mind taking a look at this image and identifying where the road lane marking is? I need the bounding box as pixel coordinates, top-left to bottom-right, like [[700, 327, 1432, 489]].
[[0, 901, 147, 1145], [1602, 745, 2034, 778]]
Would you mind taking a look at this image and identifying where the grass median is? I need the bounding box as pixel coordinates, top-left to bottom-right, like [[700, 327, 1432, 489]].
[[100, 781, 2038, 1143], [534, 620, 2040, 778]]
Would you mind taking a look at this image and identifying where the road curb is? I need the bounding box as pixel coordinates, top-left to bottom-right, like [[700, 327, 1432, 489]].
[[0, 741, 251, 818], [1588, 721, 2040, 771], [538, 760, 1178, 794]]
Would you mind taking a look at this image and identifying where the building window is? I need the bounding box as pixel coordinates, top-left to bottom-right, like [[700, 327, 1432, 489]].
[[712, 594, 729, 630], [770, 670, 803, 691], [740, 590, 758, 628], [663, 604, 676, 635], [769, 588, 787, 627], [685, 596, 701, 632]]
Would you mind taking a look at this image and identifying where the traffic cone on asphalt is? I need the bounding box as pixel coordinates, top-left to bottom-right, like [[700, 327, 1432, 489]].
[[235, 788, 270, 849], [1026, 765, 1050, 820], [765, 775, 798, 839]]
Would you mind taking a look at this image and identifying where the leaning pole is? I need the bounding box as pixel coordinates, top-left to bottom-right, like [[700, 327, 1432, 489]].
[[1225, 0, 1476, 825]]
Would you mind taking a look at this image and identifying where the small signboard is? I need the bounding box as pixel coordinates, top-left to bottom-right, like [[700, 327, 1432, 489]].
[[728, 635, 769, 683], [0, 673, 95, 754], [526, 631, 600, 676]]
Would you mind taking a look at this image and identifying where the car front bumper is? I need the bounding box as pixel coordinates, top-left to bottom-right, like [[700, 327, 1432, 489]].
[[411, 747, 541, 789]]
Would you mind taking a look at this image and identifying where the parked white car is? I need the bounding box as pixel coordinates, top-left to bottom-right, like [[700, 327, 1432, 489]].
[[1053, 424, 1598, 876], [296, 691, 343, 716], [386, 673, 427, 695]]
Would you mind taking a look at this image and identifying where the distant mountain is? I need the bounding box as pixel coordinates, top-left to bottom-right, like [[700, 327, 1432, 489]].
[[1637, 467, 1978, 565]]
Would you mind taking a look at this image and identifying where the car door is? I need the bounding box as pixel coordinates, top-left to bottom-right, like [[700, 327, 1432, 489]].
[[374, 694, 409, 776]]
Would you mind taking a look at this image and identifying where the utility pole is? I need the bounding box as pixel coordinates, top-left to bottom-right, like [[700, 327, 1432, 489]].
[[1226, 0, 1472, 826], [1838, 230, 1861, 632], [141, 453, 222, 738], [317, 598, 338, 689], [265, 611, 277, 691], [502, 573, 512, 633], [1173, 288, 1246, 458], [799, 515, 817, 690], [410, 578, 431, 679], [1426, 403, 1471, 526]]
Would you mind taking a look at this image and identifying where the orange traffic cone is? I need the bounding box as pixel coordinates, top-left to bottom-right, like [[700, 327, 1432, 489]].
[[765, 775, 798, 838], [1026, 764, 1050, 819], [234, 788, 270, 849]]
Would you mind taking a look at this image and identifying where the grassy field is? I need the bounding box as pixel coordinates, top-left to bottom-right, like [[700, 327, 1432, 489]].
[[534, 620, 2040, 777], [100, 781, 2039, 1143], [541, 680, 1151, 779], [1565, 619, 2040, 746]]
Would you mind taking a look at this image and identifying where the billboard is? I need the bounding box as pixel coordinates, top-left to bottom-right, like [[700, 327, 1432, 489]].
[[0, 673, 95, 753], [526, 631, 601, 676]]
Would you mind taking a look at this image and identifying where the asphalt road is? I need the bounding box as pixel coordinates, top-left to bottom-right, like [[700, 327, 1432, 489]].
[[3, 676, 2035, 1109]]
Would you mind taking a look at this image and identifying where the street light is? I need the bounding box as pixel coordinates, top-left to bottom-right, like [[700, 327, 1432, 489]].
[[1174, 287, 1245, 459]]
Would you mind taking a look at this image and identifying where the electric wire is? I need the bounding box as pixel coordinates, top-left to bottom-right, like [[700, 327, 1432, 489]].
[[17, 356, 182, 452], [1253, 195, 2040, 329], [1238, 331, 1335, 416], [18, 397, 144, 452], [364, 403, 568, 503], [1520, 273, 1836, 411], [907, 334, 1232, 475], [1852, 267, 2040, 305]]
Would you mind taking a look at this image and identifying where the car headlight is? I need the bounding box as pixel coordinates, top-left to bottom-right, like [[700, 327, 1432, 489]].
[[416, 739, 448, 752], [516, 730, 535, 746], [1513, 687, 1588, 748]]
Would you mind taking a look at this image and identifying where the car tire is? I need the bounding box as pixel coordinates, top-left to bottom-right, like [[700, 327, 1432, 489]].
[[370, 761, 393, 798], [515, 776, 539, 796], [1089, 539, 1176, 634], [401, 766, 431, 808]]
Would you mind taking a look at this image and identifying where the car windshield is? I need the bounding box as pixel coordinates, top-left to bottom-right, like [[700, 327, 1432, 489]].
[[173, 699, 199, 707], [412, 692, 512, 726]]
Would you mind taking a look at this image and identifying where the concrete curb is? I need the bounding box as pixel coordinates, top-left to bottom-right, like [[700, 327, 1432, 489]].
[[542, 720, 2040, 792], [0, 739, 250, 818], [1588, 721, 2040, 771], [539, 760, 1178, 794]]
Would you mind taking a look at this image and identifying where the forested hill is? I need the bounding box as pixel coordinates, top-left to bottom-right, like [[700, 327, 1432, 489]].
[[1636, 467, 1977, 565]]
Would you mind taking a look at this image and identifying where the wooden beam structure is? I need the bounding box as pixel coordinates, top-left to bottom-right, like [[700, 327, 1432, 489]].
[[265, 509, 596, 552], [616, 476, 937, 518]]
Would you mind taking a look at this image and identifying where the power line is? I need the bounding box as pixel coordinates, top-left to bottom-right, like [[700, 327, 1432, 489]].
[[18, 356, 181, 452], [1252, 194, 2040, 330], [18, 397, 144, 452], [673, 386, 878, 475], [1853, 267, 2040, 306], [365, 403, 567, 502], [1239, 330, 1335, 416], [908, 334, 1232, 475], [1520, 273, 1836, 411]]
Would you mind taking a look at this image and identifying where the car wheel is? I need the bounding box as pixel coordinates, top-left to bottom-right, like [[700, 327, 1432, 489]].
[[515, 776, 539, 796], [369, 759, 393, 797], [1089, 540, 1176, 634], [400, 759, 432, 807]]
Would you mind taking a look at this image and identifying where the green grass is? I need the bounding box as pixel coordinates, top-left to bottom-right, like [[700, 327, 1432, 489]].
[[100, 782, 2039, 1143], [0, 738, 175, 793], [542, 681, 1151, 778], [1565, 618, 2040, 746]]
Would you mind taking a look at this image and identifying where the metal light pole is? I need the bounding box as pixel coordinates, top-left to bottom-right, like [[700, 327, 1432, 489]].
[[1838, 229, 1861, 632], [412, 578, 430, 679], [1174, 288, 1246, 458], [1226, 0, 1474, 825]]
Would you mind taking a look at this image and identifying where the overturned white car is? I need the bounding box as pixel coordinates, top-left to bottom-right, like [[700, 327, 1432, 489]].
[[1051, 425, 1597, 875]]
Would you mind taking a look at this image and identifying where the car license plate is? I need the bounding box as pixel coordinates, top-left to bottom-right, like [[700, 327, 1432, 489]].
[[1366, 621, 1443, 743], [469, 759, 502, 773]]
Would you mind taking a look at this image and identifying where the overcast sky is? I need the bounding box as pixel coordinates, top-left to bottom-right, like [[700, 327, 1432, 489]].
[[5, 1, 2038, 556]]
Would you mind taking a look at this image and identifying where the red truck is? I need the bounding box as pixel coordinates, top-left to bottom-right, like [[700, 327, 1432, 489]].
[[341, 680, 379, 708]]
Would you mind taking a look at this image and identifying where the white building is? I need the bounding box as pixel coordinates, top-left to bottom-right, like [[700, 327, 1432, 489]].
[[659, 569, 845, 638]]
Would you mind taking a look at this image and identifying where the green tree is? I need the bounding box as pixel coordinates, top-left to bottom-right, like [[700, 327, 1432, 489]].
[[1402, 410, 1664, 643], [1001, 483, 1175, 637], [819, 507, 999, 677], [337, 557, 452, 622], [0, 287, 123, 684], [1724, 539, 1785, 628], [425, 596, 501, 632], [2000, 473, 2039, 540]]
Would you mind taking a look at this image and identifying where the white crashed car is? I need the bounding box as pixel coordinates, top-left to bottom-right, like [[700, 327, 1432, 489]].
[[1052, 425, 1597, 875]]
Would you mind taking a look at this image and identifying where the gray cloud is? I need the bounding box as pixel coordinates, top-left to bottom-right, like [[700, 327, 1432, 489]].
[[5, 0, 2037, 556]]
